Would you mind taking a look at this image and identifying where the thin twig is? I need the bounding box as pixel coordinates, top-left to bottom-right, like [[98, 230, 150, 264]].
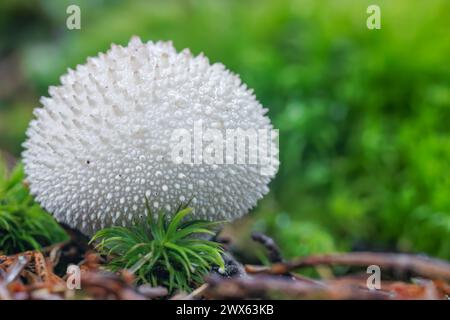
[[4, 255, 28, 284], [137, 284, 168, 299]]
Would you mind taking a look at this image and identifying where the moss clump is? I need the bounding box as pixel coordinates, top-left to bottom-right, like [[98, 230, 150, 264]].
[[0, 160, 68, 255]]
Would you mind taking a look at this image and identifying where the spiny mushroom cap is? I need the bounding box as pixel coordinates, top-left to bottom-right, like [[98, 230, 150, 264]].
[[22, 37, 279, 236]]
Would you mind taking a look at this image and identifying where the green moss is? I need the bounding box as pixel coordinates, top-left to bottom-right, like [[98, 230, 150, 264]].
[[0, 160, 69, 255]]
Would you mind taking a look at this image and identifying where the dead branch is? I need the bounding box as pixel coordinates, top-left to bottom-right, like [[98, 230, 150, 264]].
[[204, 274, 390, 300], [247, 252, 450, 280], [251, 232, 283, 263]]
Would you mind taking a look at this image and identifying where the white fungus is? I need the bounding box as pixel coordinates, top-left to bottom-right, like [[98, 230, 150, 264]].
[[22, 36, 279, 236]]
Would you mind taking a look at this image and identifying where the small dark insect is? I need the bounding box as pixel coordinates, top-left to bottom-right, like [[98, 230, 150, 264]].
[[86, 160, 90, 164]]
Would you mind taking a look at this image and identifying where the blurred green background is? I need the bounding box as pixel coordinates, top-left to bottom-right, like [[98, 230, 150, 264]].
[[0, 0, 449, 259]]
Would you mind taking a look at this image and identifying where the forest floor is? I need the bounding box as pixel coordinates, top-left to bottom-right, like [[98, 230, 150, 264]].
[[1, 226, 449, 300]]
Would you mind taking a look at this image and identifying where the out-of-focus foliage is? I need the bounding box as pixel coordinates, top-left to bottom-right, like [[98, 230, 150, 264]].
[[0, 0, 449, 258], [0, 161, 68, 254]]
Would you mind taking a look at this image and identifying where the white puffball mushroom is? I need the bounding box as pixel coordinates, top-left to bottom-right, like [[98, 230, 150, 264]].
[[22, 36, 279, 236]]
